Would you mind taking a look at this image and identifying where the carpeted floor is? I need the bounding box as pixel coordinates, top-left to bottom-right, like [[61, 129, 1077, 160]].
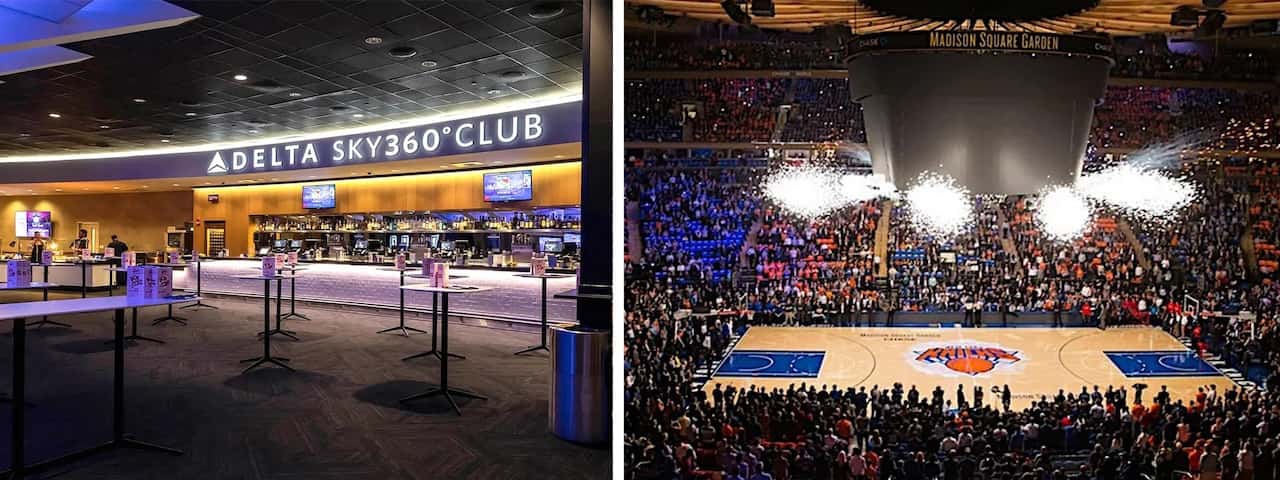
[[0, 288, 609, 479]]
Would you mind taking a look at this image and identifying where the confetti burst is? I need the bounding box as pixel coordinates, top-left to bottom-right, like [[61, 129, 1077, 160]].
[[902, 172, 973, 238], [1035, 185, 1093, 242], [762, 165, 847, 218], [1077, 163, 1197, 220]]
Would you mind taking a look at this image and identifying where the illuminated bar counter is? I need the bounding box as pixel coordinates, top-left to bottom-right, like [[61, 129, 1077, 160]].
[[188, 259, 577, 324]]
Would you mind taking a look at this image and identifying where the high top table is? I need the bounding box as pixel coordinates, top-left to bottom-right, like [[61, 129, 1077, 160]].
[[236, 274, 296, 373], [179, 257, 217, 311], [398, 284, 490, 415], [70, 259, 111, 298], [276, 265, 309, 321], [149, 263, 198, 325], [104, 268, 167, 345], [0, 294, 197, 478], [376, 267, 424, 337], [0, 280, 65, 329], [402, 273, 469, 361], [0, 282, 57, 407], [512, 273, 572, 355]]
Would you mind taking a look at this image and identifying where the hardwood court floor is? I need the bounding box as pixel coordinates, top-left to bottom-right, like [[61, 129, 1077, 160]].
[[0, 289, 607, 480], [708, 326, 1237, 409]]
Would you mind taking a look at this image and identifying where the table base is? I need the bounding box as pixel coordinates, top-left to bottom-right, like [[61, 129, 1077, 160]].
[[378, 324, 426, 337], [179, 301, 218, 311], [26, 319, 71, 329], [399, 386, 489, 416], [240, 355, 293, 373], [402, 349, 465, 362], [105, 309, 164, 345], [1, 436, 183, 478], [281, 312, 310, 321], [151, 305, 187, 326], [513, 344, 550, 356]]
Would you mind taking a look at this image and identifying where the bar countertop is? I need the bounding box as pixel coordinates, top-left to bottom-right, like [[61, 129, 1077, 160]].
[[184, 259, 577, 324]]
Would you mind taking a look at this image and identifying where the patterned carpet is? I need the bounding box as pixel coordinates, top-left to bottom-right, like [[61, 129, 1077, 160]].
[[0, 288, 609, 479]]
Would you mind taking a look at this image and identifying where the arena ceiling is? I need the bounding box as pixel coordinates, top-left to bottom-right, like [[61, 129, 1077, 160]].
[[626, 0, 1280, 36]]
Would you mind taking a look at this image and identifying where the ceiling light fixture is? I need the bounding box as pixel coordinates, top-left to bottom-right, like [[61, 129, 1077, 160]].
[[487, 89, 502, 95], [185, 112, 197, 117], [364, 36, 383, 45], [353, 113, 365, 118], [233, 74, 248, 81], [132, 98, 146, 103], [421, 60, 438, 68], [160, 139, 170, 143], [99, 125, 109, 129], [47, 113, 61, 118], [289, 92, 302, 97]]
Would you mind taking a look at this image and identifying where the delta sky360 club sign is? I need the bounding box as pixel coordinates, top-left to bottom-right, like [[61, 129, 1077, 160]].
[[0, 101, 582, 184]]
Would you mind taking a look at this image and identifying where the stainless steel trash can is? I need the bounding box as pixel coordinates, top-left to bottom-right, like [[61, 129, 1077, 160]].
[[549, 325, 610, 444]]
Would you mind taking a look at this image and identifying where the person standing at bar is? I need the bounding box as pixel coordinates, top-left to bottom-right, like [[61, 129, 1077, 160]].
[[29, 231, 45, 260], [72, 229, 89, 250], [107, 235, 128, 257]]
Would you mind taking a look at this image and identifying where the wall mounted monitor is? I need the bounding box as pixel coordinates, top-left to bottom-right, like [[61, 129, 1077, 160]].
[[302, 184, 336, 209], [14, 211, 51, 238], [482, 170, 533, 202]]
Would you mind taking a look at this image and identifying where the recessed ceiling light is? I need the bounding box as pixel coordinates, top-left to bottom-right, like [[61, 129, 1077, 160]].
[[160, 139, 170, 143], [554, 155, 565, 158], [353, 113, 365, 118], [132, 98, 146, 103], [172, 183, 180, 187], [141, 185, 149, 189], [248, 129, 260, 134], [47, 113, 61, 118], [18, 133, 29, 137], [364, 36, 383, 45], [99, 125, 109, 129], [55, 188, 62, 192], [487, 89, 502, 95], [289, 92, 302, 97], [185, 112, 197, 117], [391, 169, 401, 173], [421, 60, 438, 68], [112, 186, 120, 190], [233, 74, 248, 81]]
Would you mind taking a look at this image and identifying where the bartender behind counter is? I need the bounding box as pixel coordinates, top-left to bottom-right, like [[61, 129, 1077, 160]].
[[72, 229, 89, 250]]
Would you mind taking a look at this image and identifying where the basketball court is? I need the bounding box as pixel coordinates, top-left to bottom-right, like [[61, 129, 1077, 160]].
[[708, 326, 1237, 409]]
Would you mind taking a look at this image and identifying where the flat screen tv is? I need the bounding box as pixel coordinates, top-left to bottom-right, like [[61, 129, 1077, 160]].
[[483, 170, 532, 202], [562, 232, 581, 244], [14, 211, 51, 238], [302, 184, 336, 209]]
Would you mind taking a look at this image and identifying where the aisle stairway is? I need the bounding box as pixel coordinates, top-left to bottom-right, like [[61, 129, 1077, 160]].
[[876, 200, 893, 277], [1116, 218, 1152, 272], [994, 202, 1020, 263], [736, 220, 763, 289], [1242, 190, 1261, 279], [625, 201, 643, 261], [771, 81, 799, 142]]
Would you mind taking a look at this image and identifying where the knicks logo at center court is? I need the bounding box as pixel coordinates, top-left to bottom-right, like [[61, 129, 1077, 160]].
[[910, 343, 1023, 377]]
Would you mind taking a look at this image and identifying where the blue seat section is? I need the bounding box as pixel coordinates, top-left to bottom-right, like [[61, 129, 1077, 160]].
[[1104, 351, 1223, 377], [714, 350, 826, 378]]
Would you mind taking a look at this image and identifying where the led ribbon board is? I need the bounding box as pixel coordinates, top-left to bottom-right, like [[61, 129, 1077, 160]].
[[0, 100, 581, 183]]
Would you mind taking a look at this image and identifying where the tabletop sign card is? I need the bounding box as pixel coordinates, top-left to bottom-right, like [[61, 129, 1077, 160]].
[[121, 251, 136, 268], [394, 253, 406, 270], [80, 249, 92, 261], [274, 253, 288, 267], [40, 250, 53, 266], [147, 266, 173, 298], [287, 251, 298, 265], [104, 247, 115, 258], [422, 257, 436, 277], [530, 255, 548, 277], [6, 259, 31, 287], [169, 251, 181, 264], [434, 263, 450, 288], [261, 255, 277, 278], [126, 266, 146, 297]]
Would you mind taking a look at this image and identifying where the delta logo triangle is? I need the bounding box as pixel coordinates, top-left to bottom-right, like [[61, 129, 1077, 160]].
[[207, 152, 228, 175]]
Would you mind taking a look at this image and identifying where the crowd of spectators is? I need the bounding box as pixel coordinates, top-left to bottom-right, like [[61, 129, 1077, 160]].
[[780, 80, 867, 143], [626, 158, 1280, 479], [690, 79, 790, 143], [1089, 86, 1279, 151], [627, 79, 692, 142], [1112, 52, 1276, 82]]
